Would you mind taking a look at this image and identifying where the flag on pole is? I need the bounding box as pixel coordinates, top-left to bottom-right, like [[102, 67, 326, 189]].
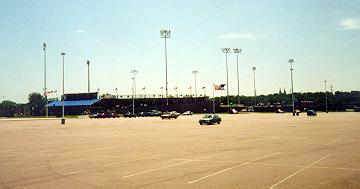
[[214, 84, 226, 90], [160, 87, 163, 89], [174, 87, 177, 90], [142, 87, 145, 90], [202, 87, 206, 89], [188, 86, 192, 89]]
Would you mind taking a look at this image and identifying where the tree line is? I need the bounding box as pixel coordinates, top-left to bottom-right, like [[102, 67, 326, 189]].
[[0, 91, 359, 117], [216, 91, 360, 111]]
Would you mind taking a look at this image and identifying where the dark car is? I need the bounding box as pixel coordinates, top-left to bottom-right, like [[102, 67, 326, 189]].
[[123, 112, 137, 118], [307, 110, 317, 116], [145, 110, 162, 117], [199, 114, 222, 125], [160, 111, 180, 119]]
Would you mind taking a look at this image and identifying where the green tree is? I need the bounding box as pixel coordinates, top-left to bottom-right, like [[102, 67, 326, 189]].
[[0, 100, 18, 117], [28, 92, 46, 116]]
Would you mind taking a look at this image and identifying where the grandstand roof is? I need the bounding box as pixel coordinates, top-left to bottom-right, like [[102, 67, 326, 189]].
[[46, 99, 99, 107]]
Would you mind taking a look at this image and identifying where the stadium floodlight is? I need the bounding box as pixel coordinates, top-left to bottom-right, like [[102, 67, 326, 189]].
[[252, 66, 256, 107], [221, 48, 231, 111], [87, 60, 90, 93], [160, 30, 171, 106], [131, 70, 138, 114], [61, 52, 66, 124], [289, 58, 295, 116], [43, 43, 48, 117], [191, 70, 199, 98], [233, 48, 242, 106], [325, 80, 328, 113]]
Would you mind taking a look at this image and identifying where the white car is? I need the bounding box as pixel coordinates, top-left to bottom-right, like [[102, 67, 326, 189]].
[[182, 111, 193, 116]]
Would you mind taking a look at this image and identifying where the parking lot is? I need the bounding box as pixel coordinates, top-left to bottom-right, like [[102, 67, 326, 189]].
[[0, 112, 359, 188]]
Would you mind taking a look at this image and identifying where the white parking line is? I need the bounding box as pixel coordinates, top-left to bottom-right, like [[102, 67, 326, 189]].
[[122, 159, 194, 179], [101, 159, 141, 168], [188, 152, 280, 184], [122, 150, 237, 179], [253, 162, 360, 171], [326, 138, 341, 146], [269, 155, 330, 189], [63, 170, 85, 175]]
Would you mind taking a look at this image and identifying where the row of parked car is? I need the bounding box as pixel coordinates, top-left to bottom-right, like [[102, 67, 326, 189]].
[[276, 109, 317, 116], [89, 111, 222, 126], [89, 112, 120, 119], [90, 110, 193, 119]]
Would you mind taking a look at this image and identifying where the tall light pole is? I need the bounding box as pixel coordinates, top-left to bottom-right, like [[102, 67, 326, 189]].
[[222, 48, 231, 111], [87, 60, 90, 93], [233, 48, 242, 106], [61, 52, 66, 124], [131, 69, 138, 114], [289, 59, 295, 116], [252, 67, 257, 107], [325, 80, 328, 113], [192, 70, 199, 98], [160, 30, 170, 106], [43, 43, 48, 117]]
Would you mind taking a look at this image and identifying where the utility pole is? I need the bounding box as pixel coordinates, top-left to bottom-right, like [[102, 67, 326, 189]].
[[160, 30, 171, 106], [131, 70, 138, 114], [325, 80, 328, 113], [289, 59, 295, 116], [221, 48, 231, 111], [192, 70, 199, 98], [233, 48, 242, 106], [61, 52, 66, 124], [252, 67, 257, 107], [43, 43, 48, 117], [87, 60, 90, 93]]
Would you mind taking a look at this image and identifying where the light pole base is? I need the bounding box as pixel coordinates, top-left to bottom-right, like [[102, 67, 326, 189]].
[[61, 118, 65, 124]]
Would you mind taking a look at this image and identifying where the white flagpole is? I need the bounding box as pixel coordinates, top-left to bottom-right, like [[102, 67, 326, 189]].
[[213, 84, 215, 113]]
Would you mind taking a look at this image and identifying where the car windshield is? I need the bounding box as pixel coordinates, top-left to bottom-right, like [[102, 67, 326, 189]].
[[203, 115, 213, 118]]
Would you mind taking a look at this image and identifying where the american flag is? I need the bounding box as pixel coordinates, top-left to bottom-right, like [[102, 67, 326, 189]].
[[214, 84, 226, 90]]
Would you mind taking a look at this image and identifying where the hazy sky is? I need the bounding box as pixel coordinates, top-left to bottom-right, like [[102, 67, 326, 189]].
[[1, 0, 359, 103]]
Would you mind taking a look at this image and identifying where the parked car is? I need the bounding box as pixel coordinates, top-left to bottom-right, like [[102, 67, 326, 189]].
[[182, 111, 193, 116], [307, 110, 317, 116], [229, 109, 238, 114], [109, 112, 120, 118], [199, 114, 221, 125], [145, 110, 162, 117], [89, 112, 107, 119], [276, 109, 284, 113], [89, 113, 102, 119], [160, 111, 180, 119], [123, 112, 137, 118], [137, 112, 146, 117]]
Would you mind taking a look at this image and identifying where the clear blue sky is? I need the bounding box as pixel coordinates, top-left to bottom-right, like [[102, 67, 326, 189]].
[[1, 0, 359, 103]]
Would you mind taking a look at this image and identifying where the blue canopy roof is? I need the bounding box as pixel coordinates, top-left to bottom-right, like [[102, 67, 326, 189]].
[[46, 99, 99, 107]]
